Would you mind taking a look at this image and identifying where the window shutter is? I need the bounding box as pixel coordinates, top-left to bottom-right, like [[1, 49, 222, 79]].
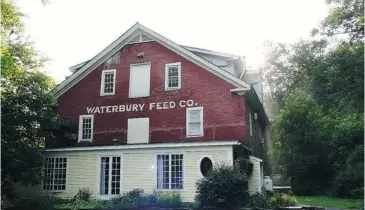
[[129, 64, 151, 98], [127, 118, 149, 144]]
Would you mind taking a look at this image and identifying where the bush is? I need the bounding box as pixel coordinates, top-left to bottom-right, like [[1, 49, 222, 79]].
[[10, 195, 57, 210], [247, 192, 270, 208], [195, 164, 249, 210], [268, 193, 297, 208], [73, 187, 92, 201], [110, 189, 182, 209], [154, 191, 181, 208], [55, 199, 106, 210], [330, 145, 364, 199], [125, 188, 144, 202]]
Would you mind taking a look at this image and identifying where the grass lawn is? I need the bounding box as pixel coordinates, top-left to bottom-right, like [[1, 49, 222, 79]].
[[296, 195, 363, 209]]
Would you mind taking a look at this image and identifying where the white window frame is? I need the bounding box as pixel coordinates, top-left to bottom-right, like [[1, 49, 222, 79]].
[[156, 153, 185, 191], [78, 115, 94, 142], [98, 156, 122, 199], [43, 157, 68, 192], [186, 106, 204, 137], [165, 62, 181, 91], [100, 69, 116, 96]]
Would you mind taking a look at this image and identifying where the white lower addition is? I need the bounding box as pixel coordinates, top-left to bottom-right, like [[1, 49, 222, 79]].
[[15, 142, 236, 202], [248, 156, 264, 194]]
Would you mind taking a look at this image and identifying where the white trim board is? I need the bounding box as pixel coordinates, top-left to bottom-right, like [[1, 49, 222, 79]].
[[45, 141, 240, 152], [249, 155, 263, 162], [55, 22, 250, 98]]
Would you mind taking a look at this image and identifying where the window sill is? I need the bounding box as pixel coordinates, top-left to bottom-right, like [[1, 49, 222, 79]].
[[79, 139, 92, 142], [100, 93, 115, 96], [186, 135, 203, 138], [156, 189, 186, 192], [99, 194, 121, 200], [165, 87, 181, 91], [44, 190, 66, 193]]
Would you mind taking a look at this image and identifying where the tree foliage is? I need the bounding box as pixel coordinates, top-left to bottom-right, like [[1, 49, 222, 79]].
[[1, 0, 56, 198], [264, 0, 363, 197]]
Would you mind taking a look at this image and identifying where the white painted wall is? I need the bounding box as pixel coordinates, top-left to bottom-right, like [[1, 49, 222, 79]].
[[248, 156, 263, 194], [15, 145, 233, 202]]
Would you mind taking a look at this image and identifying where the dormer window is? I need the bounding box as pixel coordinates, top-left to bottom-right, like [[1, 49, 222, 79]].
[[100, 69, 116, 96], [165, 62, 181, 91]]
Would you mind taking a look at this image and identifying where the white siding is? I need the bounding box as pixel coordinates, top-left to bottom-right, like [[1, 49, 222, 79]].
[[15, 145, 233, 202], [248, 156, 263, 194]]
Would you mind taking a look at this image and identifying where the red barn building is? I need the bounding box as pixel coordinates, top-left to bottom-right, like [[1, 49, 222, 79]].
[[17, 23, 269, 201]]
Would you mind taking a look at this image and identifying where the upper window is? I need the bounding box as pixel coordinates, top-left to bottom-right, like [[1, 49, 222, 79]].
[[165, 62, 181, 91], [129, 63, 151, 98], [186, 107, 203, 137], [43, 157, 67, 191], [78, 115, 94, 141], [100, 156, 121, 196], [127, 118, 149, 144], [100, 69, 116, 96], [157, 154, 184, 190]]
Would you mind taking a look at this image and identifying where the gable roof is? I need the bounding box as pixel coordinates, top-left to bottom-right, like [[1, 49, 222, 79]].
[[55, 22, 250, 98], [181, 45, 241, 59]]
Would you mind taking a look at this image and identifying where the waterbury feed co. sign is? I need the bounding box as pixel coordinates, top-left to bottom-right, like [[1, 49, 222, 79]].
[[86, 99, 198, 114]]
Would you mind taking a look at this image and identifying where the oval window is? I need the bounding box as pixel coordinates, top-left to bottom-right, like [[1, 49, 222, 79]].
[[200, 157, 213, 177]]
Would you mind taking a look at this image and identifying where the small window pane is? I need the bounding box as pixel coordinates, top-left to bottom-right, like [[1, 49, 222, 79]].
[[100, 156, 121, 195], [43, 158, 67, 191], [103, 72, 115, 94], [157, 154, 183, 190]]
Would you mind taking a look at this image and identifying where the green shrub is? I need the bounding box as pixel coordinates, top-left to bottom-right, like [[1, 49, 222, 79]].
[[248, 192, 270, 208], [55, 199, 105, 210], [195, 164, 249, 210], [124, 188, 144, 203], [330, 145, 364, 199], [73, 187, 92, 201], [154, 191, 181, 208], [10, 195, 56, 210], [268, 193, 297, 208]]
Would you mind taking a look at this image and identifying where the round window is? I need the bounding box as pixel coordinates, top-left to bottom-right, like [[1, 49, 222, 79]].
[[200, 157, 213, 177]]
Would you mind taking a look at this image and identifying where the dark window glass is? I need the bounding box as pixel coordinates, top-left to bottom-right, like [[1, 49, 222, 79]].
[[200, 157, 213, 177]]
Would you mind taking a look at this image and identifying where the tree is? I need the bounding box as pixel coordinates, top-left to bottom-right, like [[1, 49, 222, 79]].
[[272, 90, 334, 194], [264, 0, 363, 197], [1, 0, 56, 198]]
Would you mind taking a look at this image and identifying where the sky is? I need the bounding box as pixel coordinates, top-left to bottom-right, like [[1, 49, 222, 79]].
[[13, 0, 330, 84]]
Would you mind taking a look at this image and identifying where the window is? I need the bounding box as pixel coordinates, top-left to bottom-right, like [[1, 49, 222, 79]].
[[200, 157, 213, 177], [129, 63, 151, 98], [186, 107, 203, 137], [78, 115, 94, 141], [165, 62, 181, 90], [248, 109, 253, 136], [259, 126, 265, 143], [100, 69, 116, 96], [43, 157, 67, 191], [157, 154, 184, 190], [127, 118, 149, 144], [100, 156, 121, 196]]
